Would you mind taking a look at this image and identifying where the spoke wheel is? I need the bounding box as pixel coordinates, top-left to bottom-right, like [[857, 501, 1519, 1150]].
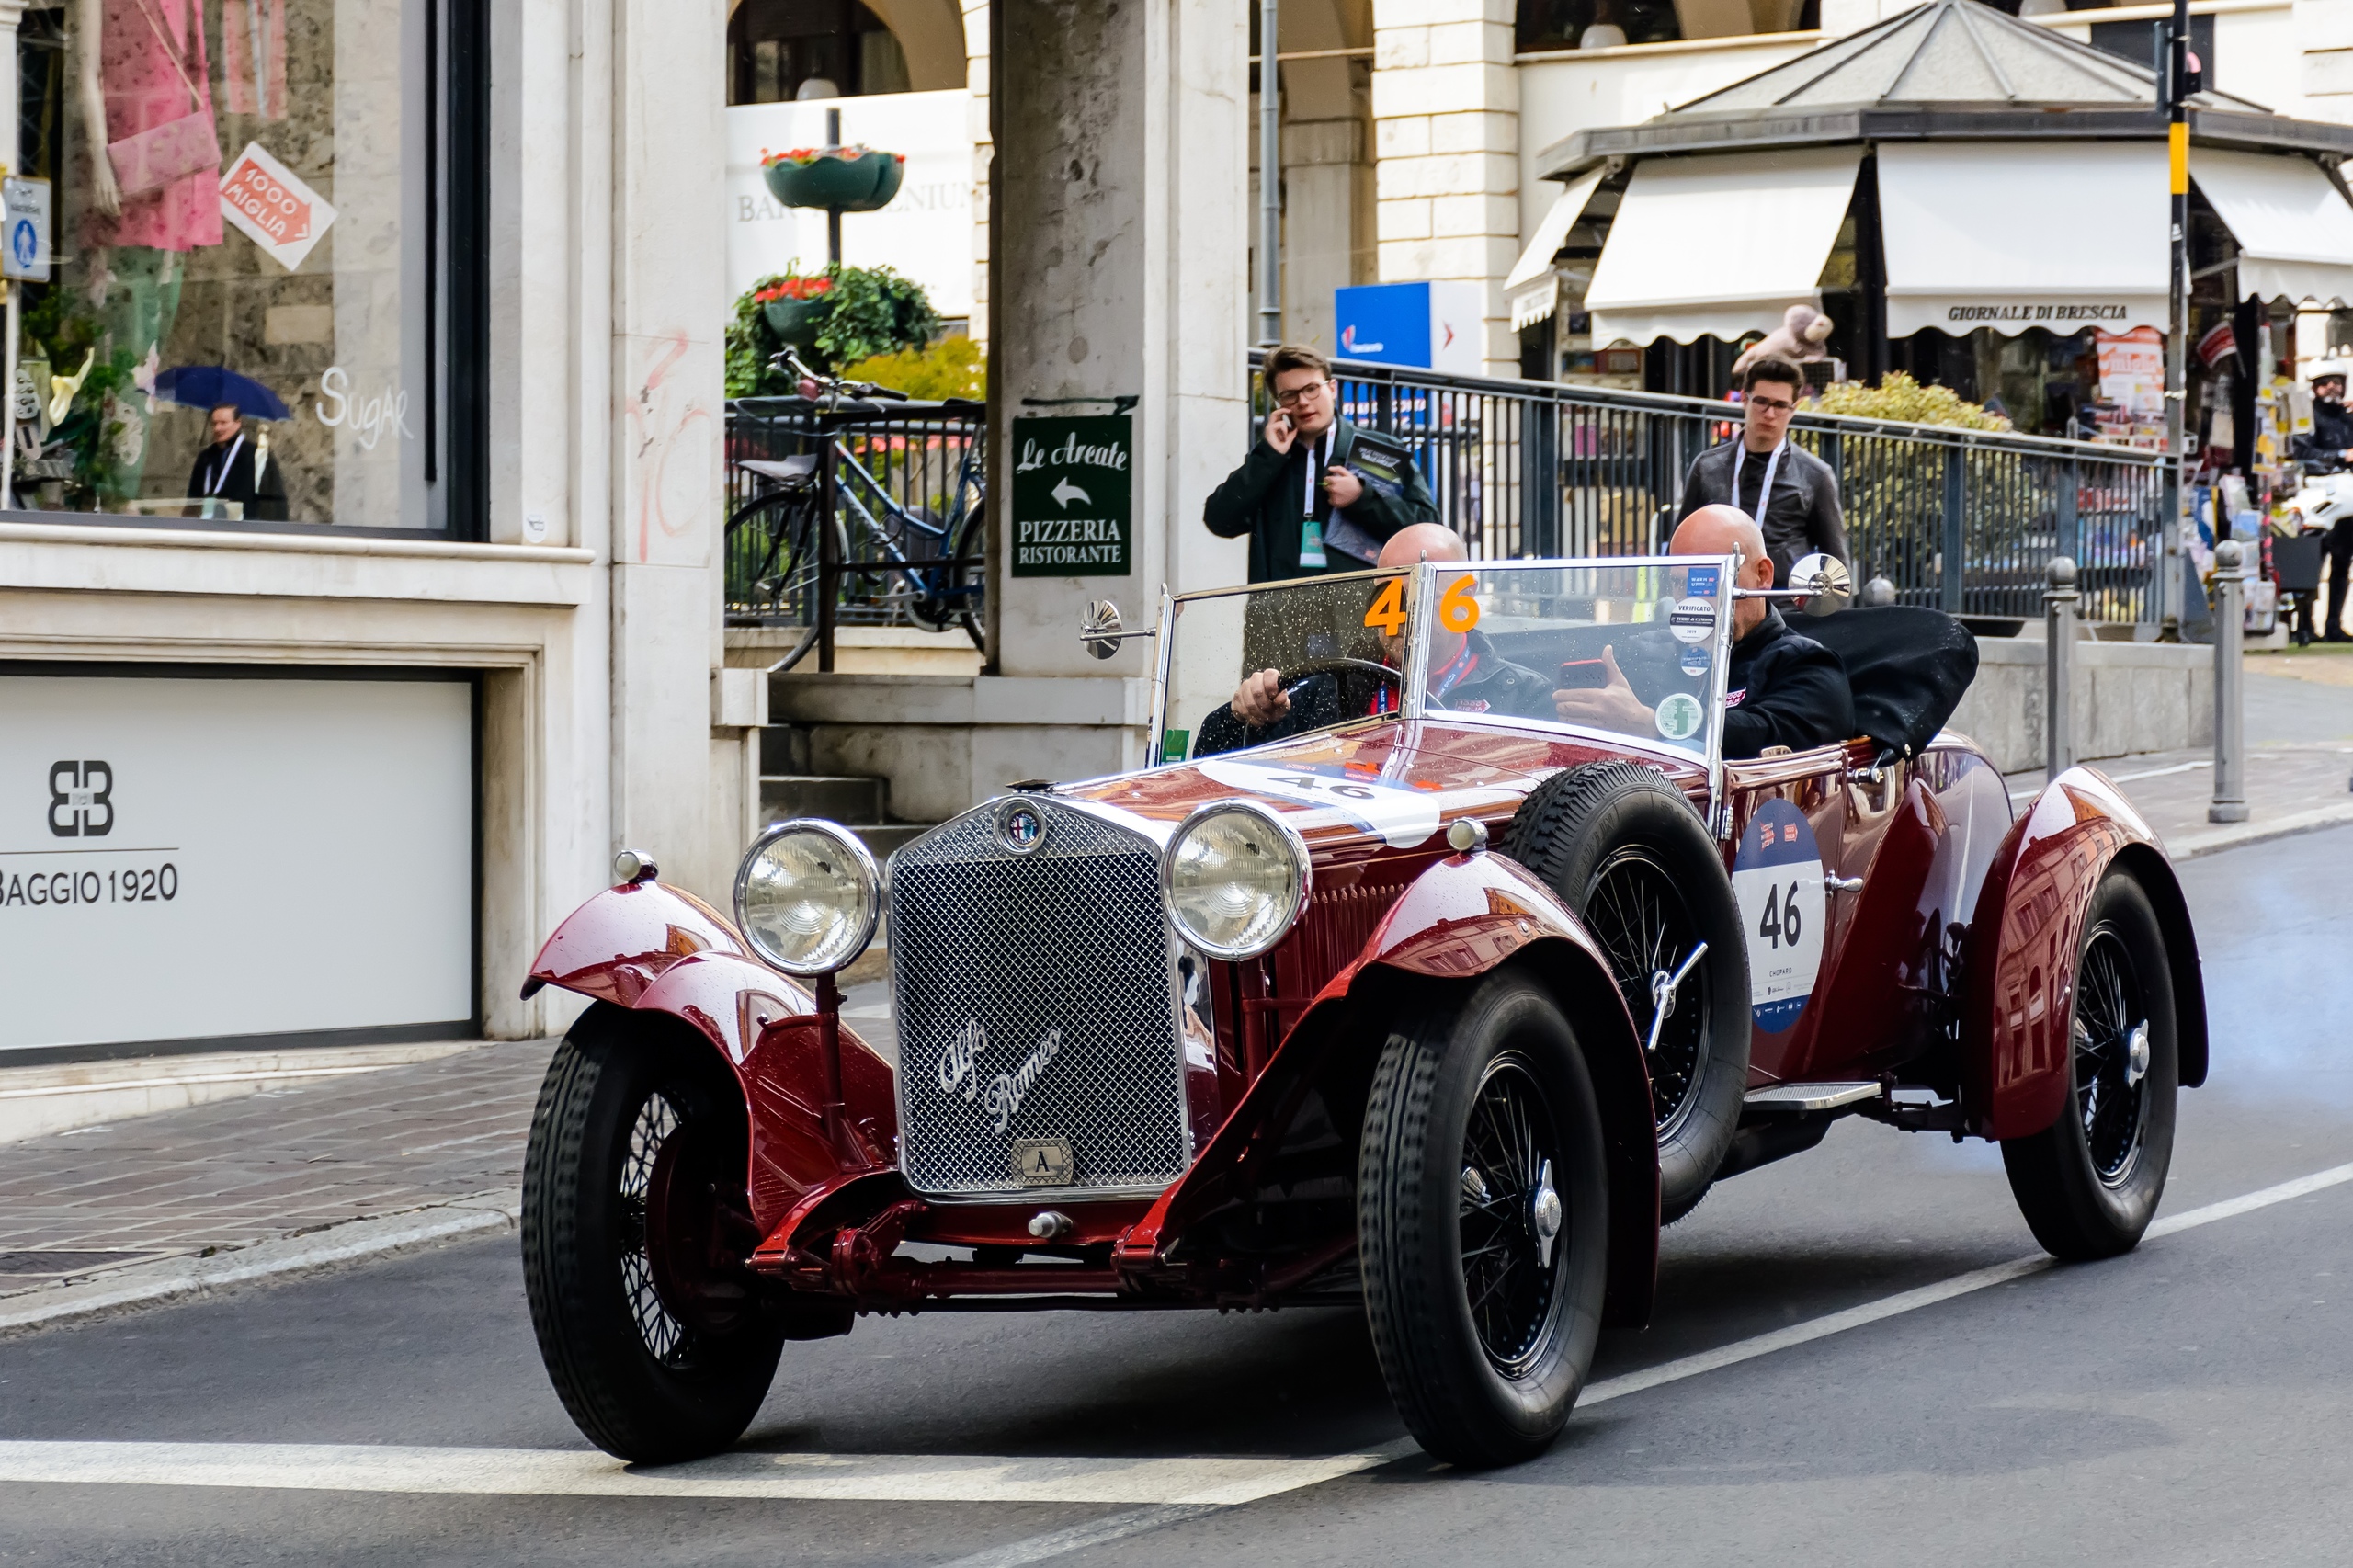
[[522, 1006, 790, 1462], [2001, 871, 2179, 1262], [1583, 848, 1708, 1137], [1360, 974, 1608, 1468], [1458, 1055, 1565, 1375]]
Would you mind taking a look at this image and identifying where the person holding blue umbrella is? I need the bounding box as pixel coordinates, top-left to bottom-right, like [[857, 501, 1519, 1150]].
[[187, 400, 287, 521]]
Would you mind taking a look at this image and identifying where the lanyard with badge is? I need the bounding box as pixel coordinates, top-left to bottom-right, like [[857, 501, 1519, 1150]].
[[1298, 428, 1333, 568], [1730, 438, 1784, 521]]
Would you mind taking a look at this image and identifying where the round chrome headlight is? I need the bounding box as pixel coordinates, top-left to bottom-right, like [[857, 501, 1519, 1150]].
[[1162, 801, 1311, 960], [733, 820, 881, 977]]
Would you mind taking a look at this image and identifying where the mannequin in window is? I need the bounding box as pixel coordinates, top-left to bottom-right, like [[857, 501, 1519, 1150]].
[[188, 403, 288, 521], [76, 0, 222, 507]]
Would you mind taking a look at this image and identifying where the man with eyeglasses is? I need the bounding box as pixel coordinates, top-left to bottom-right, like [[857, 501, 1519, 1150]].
[[1205, 344, 1439, 582], [1674, 355, 1847, 588]]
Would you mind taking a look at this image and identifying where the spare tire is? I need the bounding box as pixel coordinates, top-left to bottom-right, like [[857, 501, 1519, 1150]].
[[1501, 762, 1749, 1221]]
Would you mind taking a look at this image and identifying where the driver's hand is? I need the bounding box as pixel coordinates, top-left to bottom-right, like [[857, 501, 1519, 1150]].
[[1233, 668, 1290, 727], [1323, 465, 1365, 508], [1552, 645, 1654, 733]]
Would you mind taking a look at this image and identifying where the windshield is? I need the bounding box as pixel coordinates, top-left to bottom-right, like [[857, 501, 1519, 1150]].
[[1153, 557, 1735, 769], [1420, 558, 1734, 765], [1157, 570, 1409, 766]]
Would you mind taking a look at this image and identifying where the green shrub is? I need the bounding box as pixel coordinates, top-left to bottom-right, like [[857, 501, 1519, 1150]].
[[1807, 371, 2012, 431], [840, 336, 986, 401]]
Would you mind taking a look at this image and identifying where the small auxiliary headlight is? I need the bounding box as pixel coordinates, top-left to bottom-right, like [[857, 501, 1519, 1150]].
[[733, 820, 881, 977], [1161, 801, 1310, 960]]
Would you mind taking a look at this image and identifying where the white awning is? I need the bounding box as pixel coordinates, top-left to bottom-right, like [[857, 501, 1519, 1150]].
[[1877, 142, 2168, 337], [1584, 148, 1862, 346], [1506, 169, 1606, 331], [2191, 149, 2353, 310]]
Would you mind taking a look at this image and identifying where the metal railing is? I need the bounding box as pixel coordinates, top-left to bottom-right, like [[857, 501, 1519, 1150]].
[[725, 396, 986, 670], [1250, 351, 2168, 624]]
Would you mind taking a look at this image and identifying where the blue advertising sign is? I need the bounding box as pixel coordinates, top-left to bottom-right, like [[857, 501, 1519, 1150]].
[[1335, 283, 1430, 368]]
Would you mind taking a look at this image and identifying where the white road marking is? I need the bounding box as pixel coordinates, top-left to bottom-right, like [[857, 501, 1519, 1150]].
[[0, 1441, 1392, 1506], [1584, 1159, 2353, 1406]]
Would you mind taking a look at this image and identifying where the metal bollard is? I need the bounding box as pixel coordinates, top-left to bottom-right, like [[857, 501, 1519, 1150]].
[[2043, 556, 2078, 778], [2210, 539, 2249, 824]]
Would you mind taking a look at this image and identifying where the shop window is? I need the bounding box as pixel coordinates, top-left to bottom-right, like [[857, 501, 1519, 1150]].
[[728, 0, 909, 106], [7, 0, 489, 535], [1516, 0, 1816, 51]]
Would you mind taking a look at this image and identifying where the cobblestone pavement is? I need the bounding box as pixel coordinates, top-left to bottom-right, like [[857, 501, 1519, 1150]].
[[0, 1039, 553, 1293]]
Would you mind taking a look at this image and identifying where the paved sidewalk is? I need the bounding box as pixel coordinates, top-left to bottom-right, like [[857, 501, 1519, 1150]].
[[0, 1038, 551, 1300]]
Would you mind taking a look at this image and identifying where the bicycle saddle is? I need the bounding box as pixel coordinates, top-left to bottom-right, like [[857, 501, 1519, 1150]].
[[737, 455, 819, 489]]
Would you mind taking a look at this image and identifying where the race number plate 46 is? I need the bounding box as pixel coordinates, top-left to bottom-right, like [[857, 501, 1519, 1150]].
[[1731, 798, 1824, 1034]]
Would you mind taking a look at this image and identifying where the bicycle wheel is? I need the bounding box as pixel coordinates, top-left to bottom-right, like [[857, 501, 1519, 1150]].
[[724, 488, 843, 674], [906, 496, 985, 650]]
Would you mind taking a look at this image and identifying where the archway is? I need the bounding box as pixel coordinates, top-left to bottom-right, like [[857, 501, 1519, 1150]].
[[726, 0, 966, 103]]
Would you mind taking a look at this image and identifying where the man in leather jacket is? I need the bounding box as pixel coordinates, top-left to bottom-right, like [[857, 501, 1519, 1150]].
[[1675, 356, 1848, 587], [1554, 505, 1856, 758]]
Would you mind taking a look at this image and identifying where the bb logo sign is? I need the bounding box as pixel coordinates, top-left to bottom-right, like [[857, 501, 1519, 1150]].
[[48, 761, 113, 838]]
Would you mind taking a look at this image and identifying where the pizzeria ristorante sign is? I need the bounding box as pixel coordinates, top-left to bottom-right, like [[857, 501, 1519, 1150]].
[[1010, 415, 1131, 578]]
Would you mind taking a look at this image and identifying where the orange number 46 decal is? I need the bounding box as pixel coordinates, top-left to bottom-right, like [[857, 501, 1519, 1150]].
[[1364, 574, 1482, 636], [1363, 578, 1408, 636], [1439, 574, 1481, 632]]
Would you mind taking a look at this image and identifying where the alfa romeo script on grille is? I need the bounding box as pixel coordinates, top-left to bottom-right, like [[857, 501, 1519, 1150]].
[[938, 1019, 1063, 1135]]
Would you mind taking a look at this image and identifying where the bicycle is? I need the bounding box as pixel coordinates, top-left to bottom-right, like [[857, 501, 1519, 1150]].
[[724, 347, 986, 673]]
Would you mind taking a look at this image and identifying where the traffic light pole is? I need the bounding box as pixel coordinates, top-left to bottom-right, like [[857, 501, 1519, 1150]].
[[1257, 0, 1281, 347], [2161, 0, 2190, 636]]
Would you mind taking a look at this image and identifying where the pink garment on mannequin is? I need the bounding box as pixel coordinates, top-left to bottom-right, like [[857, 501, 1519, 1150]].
[[86, 0, 223, 252], [222, 0, 287, 120]]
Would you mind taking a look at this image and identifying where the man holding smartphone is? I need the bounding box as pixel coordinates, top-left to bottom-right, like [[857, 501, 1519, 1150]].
[[1675, 356, 1847, 587], [1205, 345, 1440, 582]]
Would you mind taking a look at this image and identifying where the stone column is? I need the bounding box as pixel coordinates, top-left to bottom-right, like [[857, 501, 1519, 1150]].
[[1370, 0, 1519, 378], [987, 0, 1249, 758]]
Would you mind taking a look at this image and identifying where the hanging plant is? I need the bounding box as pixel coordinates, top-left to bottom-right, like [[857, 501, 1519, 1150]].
[[760, 144, 906, 213], [753, 273, 835, 344], [726, 266, 941, 396]]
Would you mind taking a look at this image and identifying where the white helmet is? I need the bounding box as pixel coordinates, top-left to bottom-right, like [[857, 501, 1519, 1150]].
[[2309, 358, 2350, 384]]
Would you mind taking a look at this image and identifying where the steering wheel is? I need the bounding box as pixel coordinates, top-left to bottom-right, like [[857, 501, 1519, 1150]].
[[1278, 657, 1403, 705]]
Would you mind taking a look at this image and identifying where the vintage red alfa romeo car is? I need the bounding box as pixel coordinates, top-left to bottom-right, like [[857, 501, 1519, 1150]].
[[518, 554, 2206, 1469]]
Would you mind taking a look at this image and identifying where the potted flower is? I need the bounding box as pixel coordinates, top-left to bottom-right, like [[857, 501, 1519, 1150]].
[[760, 144, 906, 213], [755, 273, 834, 344]]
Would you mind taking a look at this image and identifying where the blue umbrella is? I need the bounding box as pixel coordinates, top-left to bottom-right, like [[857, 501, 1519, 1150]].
[[151, 365, 291, 422]]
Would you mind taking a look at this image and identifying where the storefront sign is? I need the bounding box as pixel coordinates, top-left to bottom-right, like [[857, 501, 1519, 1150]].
[[1941, 303, 2135, 324], [2, 176, 51, 282], [0, 674, 473, 1058], [1010, 415, 1132, 577], [220, 142, 339, 272]]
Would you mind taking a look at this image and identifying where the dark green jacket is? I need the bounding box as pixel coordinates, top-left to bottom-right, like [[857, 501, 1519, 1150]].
[[1203, 418, 1441, 583]]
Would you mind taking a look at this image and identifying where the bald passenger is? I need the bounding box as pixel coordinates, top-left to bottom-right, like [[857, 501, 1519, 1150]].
[[1552, 505, 1855, 758]]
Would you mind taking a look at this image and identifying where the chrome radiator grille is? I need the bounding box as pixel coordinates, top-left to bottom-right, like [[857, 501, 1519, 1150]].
[[889, 801, 1189, 1199]]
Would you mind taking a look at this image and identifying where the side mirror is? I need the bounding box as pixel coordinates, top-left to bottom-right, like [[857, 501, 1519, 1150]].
[[1081, 599, 1124, 660], [1790, 553, 1853, 618]]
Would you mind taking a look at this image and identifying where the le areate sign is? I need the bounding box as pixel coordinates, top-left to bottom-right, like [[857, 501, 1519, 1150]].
[[1010, 415, 1131, 577]]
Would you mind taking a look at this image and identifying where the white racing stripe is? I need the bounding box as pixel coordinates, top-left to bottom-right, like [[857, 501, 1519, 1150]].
[[0, 1441, 1391, 1506]]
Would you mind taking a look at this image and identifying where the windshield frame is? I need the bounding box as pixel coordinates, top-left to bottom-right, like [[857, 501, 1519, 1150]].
[[1146, 555, 1738, 799]]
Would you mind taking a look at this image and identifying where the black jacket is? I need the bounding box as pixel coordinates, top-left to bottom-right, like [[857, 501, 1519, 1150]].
[[188, 435, 288, 522], [1204, 417, 1440, 583], [2293, 398, 2353, 469], [1677, 439, 1848, 586], [1721, 609, 1856, 759]]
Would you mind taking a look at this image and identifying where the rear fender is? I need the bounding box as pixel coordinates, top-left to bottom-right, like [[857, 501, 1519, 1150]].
[[1961, 768, 2206, 1141], [528, 881, 897, 1235], [1120, 851, 1660, 1326]]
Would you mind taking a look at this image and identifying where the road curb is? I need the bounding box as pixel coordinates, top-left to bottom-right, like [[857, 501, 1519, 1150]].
[[0, 1188, 523, 1337], [2171, 801, 2353, 859]]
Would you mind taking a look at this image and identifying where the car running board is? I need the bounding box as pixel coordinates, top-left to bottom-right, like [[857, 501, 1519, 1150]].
[[1742, 1082, 1881, 1117]]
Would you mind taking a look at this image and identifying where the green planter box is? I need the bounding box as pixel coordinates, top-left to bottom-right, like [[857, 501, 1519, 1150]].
[[762, 295, 829, 344], [762, 150, 905, 213]]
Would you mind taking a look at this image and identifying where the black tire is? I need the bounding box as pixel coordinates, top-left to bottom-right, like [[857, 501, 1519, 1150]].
[[522, 1006, 786, 1462], [1501, 762, 1749, 1221], [2001, 871, 2179, 1261], [1358, 972, 1610, 1467], [724, 487, 841, 673]]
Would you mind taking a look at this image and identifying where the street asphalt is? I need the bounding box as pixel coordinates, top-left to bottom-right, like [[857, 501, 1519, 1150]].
[[1, 824, 2348, 1565]]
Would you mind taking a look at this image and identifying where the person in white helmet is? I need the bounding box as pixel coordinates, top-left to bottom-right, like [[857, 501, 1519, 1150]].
[[2295, 362, 2353, 641]]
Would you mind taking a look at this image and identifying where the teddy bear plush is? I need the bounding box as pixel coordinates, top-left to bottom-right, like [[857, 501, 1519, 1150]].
[[1732, 304, 1836, 377]]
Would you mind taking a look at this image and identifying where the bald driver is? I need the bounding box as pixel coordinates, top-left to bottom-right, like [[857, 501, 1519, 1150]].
[[1226, 522, 1556, 733], [1553, 504, 1855, 759]]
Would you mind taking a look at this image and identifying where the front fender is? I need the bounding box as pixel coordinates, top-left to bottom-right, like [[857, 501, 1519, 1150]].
[[528, 881, 897, 1235], [1120, 850, 1661, 1326], [1961, 767, 2207, 1141]]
